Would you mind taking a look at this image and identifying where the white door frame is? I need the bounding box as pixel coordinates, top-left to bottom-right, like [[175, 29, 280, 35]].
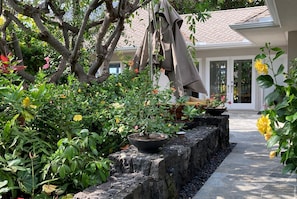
[[206, 56, 256, 110]]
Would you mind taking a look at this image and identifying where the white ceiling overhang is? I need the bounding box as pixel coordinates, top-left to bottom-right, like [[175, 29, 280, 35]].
[[230, 0, 297, 47]]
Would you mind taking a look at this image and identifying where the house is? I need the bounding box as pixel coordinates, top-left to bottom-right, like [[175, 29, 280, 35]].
[[109, 0, 296, 112]]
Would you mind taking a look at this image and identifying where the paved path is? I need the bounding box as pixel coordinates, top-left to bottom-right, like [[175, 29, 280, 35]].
[[193, 111, 297, 199]]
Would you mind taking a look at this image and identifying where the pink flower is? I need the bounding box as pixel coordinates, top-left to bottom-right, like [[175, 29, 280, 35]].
[[42, 56, 50, 69]]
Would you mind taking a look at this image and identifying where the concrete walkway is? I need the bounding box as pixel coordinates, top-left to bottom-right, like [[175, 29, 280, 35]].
[[193, 111, 297, 199]]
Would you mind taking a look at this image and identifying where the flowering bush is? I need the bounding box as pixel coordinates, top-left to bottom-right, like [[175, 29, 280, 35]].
[[1, 57, 183, 198], [255, 43, 297, 172], [206, 94, 228, 108], [106, 68, 182, 136]]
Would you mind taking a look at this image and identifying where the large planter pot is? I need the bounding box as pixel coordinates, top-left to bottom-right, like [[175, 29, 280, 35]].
[[128, 133, 169, 153], [205, 107, 227, 116]]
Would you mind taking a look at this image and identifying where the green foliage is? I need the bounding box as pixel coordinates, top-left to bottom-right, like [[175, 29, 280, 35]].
[[255, 43, 297, 173], [0, 59, 183, 197]]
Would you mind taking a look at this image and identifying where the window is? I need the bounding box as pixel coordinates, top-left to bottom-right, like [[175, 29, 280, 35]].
[[109, 63, 121, 74], [96, 62, 122, 77]]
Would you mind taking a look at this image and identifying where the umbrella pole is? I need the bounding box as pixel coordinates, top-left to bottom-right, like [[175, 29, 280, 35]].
[[148, 0, 155, 81]]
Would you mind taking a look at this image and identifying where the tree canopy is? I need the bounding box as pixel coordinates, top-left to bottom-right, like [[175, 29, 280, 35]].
[[0, 0, 155, 83], [0, 0, 264, 84], [169, 0, 265, 14]]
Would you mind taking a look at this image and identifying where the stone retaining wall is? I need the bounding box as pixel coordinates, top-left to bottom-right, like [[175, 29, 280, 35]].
[[74, 115, 229, 199]]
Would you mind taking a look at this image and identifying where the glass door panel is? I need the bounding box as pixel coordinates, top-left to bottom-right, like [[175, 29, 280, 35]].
[[233, 59, 252, 104], [209, 61, 227, 97], [208, 58, 255, 110]]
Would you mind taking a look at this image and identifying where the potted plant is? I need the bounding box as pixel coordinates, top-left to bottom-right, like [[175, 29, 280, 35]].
[[204, 94, 228, 116], [114, 68, 182, 153]]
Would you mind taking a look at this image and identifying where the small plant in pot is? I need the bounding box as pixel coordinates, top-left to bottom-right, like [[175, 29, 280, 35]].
[[116, 68, 183, 153], [204, 94, 229, 116]]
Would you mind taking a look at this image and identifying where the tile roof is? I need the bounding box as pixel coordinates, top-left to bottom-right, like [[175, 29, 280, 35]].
[[116, 5, 269, 50]]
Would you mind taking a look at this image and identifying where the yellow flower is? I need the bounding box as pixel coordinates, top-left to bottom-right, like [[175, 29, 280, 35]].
[[269, 151, 277, 159], [73, 114, 82, 121], [78, 88, 81, 93], [60, 94, 67, 99], [22, 97, 31, 108], [257, 114, 271, 135], [0, 15, 5, 27], [118, 125, 125, 133], [255, 59, 268, 75], [42, 184, 57, 194], [30, 105, 37, 109], [264, 126, 272, 141], [112, 102, 124, 109], [115, 117, 120, 124]]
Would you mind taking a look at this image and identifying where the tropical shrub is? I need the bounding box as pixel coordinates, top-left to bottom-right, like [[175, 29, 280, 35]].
[[255, 43, 297, 173], [0, 55, 183, 198]]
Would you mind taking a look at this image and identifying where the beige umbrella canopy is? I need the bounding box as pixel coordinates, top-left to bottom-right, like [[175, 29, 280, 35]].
[[133, 0, 207, 97]]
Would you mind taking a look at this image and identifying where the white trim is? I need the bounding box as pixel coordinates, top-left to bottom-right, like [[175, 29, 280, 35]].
[[195, 41, 254, 50], [205, 56, 257, 110], [265, 0, 280, 26], [230, 55, 256, 110], [230, 21, 278, 30]]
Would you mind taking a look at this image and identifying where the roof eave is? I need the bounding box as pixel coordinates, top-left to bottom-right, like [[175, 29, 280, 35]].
[[230, 21, 279, 30], [265, 0, 280, 26], [195, 42, 254, 50]]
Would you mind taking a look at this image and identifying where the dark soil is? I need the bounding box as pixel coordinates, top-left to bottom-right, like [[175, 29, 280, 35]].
[[178, 143, 236, 199]]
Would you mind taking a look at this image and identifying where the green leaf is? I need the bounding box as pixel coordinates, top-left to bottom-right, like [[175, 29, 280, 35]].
[[267, 135, 279, 148], [81, 173, 90, 188], [256, 75, 274, 88], [17, 170, 37, 194], [70, 160, 78, 172], [265, 90, 280, 106], [0, 180, 8, 188], [282, 163, 295, 174], [255, 53, 266, 60], [286, 112, 297, 123], [273, 50, 285, 61], [7, 159, 22, 167], [59, 165, 66, 179], [64, 146, 76, 160], [276, 64, 284, 76]]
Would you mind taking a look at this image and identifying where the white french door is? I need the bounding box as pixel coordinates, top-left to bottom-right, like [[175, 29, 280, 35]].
[[207, 57, 255, 110]]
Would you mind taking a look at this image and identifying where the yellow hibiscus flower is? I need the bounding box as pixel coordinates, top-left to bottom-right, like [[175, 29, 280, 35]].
[[22, 97, 31, 108], [73, 114, 83, 121], [255, 59, 268, 75], [269, 151, 277, 159], [264, 125, 273, 141], [257, 114, 271, 135]]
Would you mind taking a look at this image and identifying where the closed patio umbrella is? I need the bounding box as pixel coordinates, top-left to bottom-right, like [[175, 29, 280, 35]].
[[133, 0, 207, 97]]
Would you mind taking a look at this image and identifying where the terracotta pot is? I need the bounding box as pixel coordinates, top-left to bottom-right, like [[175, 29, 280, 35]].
[[128, 133, 169, 153]]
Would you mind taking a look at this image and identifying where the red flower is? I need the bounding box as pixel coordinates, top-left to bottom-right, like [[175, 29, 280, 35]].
[[0, 54, 26, 73], [152, 89, 159, 94], [42, 56, 50, 69]]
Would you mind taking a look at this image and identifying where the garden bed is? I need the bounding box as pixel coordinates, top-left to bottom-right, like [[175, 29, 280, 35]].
[[74, 115, 229, 199]]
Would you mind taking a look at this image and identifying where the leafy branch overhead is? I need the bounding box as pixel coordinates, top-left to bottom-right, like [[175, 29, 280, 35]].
[[0, 0, 153, 83]]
